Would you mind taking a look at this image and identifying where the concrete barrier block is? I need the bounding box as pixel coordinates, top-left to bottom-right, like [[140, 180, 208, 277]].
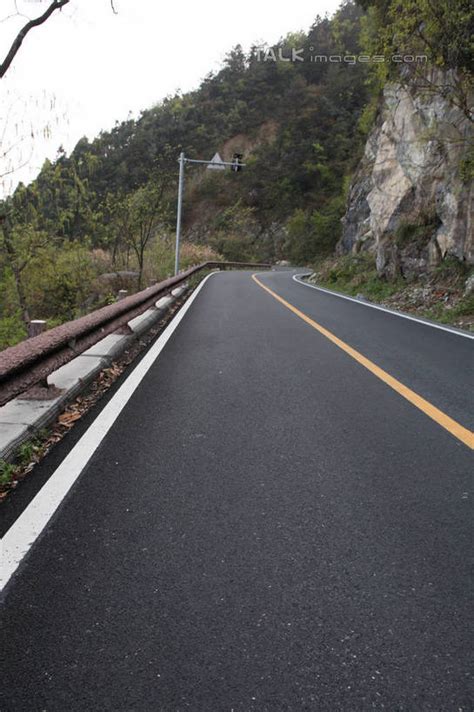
[[83, 334, 133, 361], [48, 355, 106, 392], [0, 398, 62, 426], [128, 309, 161, 337], [155, 296, 174, 310], [0, 287, 189, 462], [0, 422, 32, 461], [0, 398, 63, 461], [171, 286, 187, 298]]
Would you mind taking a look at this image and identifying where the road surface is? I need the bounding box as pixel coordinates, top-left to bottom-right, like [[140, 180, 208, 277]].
[[1, 269, 473, 711]]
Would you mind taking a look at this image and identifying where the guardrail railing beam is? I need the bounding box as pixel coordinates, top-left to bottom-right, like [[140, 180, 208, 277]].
[[0, 261, 271, 407]]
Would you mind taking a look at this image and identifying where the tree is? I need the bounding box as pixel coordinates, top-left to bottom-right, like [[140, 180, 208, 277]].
[[110, 178, 172, 288], [0, 213, 50, 326], [1, 1, 70, 79], [1, 0, 119, 79], [358, 0, 474, 122]]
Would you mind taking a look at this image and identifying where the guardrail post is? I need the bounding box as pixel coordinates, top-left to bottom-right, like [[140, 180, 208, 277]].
[[28, 320, 47, 339]]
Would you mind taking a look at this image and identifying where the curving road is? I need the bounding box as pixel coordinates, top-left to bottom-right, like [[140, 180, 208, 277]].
[[1, 269, 473, 711]]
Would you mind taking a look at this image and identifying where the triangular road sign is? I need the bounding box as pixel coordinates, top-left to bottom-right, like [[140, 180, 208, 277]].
[[207, 152, 226, 170]]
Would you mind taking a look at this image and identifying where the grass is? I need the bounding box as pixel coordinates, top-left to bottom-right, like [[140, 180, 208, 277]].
[[0, 460, 17, 486], [433, 256, 471, 283], [309, 254, 474, 330], [420, 294, 474, 324], [315, 253, 404, 301], [0, 436, 43, 490]]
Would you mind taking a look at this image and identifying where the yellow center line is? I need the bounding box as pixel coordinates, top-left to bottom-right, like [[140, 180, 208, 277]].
[[252, 273, 474, 450]]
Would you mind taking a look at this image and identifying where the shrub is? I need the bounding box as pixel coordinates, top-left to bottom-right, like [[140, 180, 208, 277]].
[[0, 315, 26, 350]]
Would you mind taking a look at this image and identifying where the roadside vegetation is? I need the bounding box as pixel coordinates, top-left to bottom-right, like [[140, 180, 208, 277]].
[[308, 254, 474, 331], [0, 436, 44, 495], [1, 0, 472, 348], [0, 2, 372, 349], [0, 237, 218, 350]]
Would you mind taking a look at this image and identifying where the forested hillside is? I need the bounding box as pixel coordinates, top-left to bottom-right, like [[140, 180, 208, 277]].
[[1, 0, 472, 347], [326, 0, 473, 328], [0, 1, 371, 347]]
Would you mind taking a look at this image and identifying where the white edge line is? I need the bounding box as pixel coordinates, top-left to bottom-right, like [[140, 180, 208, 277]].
[[291, 273, 474, 340], [0, 271, 218, 593]]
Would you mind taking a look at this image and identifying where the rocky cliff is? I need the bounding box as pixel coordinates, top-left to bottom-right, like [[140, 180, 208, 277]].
[[339, 70, 473, 280]]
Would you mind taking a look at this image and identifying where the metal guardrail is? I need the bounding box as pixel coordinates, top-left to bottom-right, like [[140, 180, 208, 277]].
[[0, 261, 271, 407]]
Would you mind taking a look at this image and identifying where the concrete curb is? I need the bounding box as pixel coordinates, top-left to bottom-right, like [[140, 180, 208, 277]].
[[0, 285, 188, 462]]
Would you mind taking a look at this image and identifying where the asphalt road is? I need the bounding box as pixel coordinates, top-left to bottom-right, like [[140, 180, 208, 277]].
[[1, 269, 473, 711]]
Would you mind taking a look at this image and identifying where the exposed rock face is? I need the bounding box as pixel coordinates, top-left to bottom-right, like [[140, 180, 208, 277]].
[[339, 70, 473, 279]]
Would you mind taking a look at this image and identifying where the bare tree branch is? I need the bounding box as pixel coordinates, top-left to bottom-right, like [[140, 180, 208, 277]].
[[0, 12, 30, 26], [0, 0, 70, 79]]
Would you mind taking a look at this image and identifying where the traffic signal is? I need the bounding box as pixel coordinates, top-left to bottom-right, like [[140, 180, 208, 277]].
[[232, 153, 244, 172]]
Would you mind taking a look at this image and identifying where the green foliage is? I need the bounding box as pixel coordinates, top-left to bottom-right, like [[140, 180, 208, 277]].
[[0, 260, 26, 348], [1, 1, 470, 344], [358, 0, 474, 76], [24, 242, 100, 322], [395, 219, 436, 250], [421, 294, 474, 325], [0, 437, 43, 489], [460, 144, 474, 182], [434, 256, 471, 281], [285, 193, 346, 264], [1, 2, 376, 333], [7, 3, 370, 234], [107, 179, 173, 287], [0, 460, 16, 486], [442, 294, 474, 319], [17, 440, 36, 463], [0, 315, 26, 351], [316, 252, 404, 299], [212, 234, 257, 263], [357, 96, 380, 137], [209, 203, 260, 262], [312, 254, 474, 329]]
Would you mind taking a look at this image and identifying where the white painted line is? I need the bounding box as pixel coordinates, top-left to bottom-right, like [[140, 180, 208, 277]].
[[0, 272, 218, 593], [292, 273, 474, 340]]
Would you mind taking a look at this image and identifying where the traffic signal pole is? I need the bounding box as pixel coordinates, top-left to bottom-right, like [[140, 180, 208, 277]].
[[174, 152, 186, 276], [174, 152, 246, 275]]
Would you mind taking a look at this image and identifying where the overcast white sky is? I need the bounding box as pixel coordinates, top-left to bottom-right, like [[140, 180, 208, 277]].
[[0, 0, 342, 195]]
